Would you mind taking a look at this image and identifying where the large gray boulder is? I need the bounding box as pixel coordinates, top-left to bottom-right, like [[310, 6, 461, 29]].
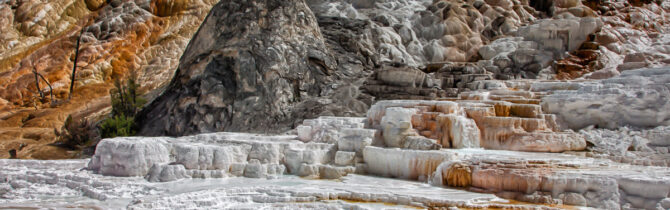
[[137, 0, 371, 136]]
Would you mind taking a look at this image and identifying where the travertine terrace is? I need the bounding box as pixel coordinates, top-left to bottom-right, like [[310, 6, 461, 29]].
[[3, 68, 669, 209], [2, 0, 670, 209]]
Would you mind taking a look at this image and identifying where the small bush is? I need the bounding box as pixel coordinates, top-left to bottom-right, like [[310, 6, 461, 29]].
[[100, 115, 136, 138], [110, 71, 146, 117], [100, 71, 145, 138], [55, 115, 100, 150], [54, 72, 145, 155]]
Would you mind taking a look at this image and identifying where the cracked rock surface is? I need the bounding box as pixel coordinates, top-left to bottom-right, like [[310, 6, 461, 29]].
[[137, 0, 375, 136]]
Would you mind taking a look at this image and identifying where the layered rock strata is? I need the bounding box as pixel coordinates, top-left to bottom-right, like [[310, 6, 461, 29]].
[[364, 147, 670, 209], [1, 159, 565, 209], [364, 97, 585, 152], [541, 67, 670, 130], [362, 64, 447, 100], [580, 125, 670, 167], [428, 62, 494, 96], [363, 62, 498, 100], [84, 122, 669, 209], [88, 133, 337, 180]]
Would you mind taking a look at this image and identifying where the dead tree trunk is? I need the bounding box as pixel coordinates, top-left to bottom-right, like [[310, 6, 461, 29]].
[[69, 28, 84, 100], [32, 69, 44, 99], [37, 72, 54, 102]]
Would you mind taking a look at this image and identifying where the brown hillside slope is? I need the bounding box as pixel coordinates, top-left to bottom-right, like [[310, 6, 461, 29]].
[[0, 0, 217, 159]]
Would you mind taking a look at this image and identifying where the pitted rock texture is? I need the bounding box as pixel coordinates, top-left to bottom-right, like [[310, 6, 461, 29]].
[[137, 0, 373, 136], [309, 0, 547, 65], [308, 0, 605, 80], [308, 0, 670, 82], [560, 0, 670, 79], [541, 67, 670, 130], [580, 125, 670, 167], [362, 64, 448, 100]]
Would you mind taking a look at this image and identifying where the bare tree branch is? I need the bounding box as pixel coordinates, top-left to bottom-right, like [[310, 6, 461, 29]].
[[37, 72, 54, 102], [32, 68, 44, 99]]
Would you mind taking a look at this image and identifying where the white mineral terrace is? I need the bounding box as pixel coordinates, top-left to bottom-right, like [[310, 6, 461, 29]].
[[0, 159, 518, 209], [2, 68, 670, 209]]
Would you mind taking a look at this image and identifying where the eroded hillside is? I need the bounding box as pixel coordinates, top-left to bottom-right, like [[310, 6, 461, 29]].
[[0, 0, 217, 159]]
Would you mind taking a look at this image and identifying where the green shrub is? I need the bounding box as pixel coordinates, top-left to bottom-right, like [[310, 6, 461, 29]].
[[54, 72, 145, 155], [110, 71, 146, 118], [100, 115, 136, 138], [100, 71, 145, 138]]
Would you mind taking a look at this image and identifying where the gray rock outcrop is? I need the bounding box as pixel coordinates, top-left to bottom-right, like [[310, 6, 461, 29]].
[[137, 0, 372, 136]]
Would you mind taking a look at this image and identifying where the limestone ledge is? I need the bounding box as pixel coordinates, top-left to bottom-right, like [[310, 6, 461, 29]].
[[88, 133, 339, 181], [1, 159, 563, 209], [364, 146, 670, 209], [87, 132, 670, 209]]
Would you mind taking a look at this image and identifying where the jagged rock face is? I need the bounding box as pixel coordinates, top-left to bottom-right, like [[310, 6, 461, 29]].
[[137, 0, 371, 136], [0, 0, 669, 162], [307, 0, 602, 79], [554, 0, 670, 79], [478, 16, 603, 79], [309, 0, 670, 81], [308, 0, 539, 64]]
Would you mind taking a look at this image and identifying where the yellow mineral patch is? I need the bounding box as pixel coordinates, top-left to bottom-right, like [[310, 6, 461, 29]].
[[152, 0, 189, 17], [445, 162, 472, 188], [84, 0, 105, 11]]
